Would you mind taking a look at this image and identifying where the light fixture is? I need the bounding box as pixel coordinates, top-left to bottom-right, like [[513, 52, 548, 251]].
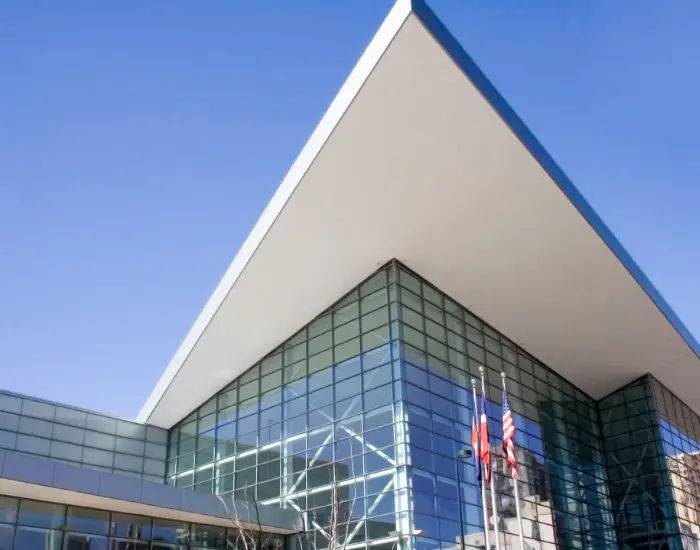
[[456, 448, 473, 459]]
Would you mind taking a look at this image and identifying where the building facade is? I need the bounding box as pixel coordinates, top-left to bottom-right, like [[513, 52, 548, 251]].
[[3, 262, 697, 550], [165, 261, 619, 550], [0, 391, 168, 483], [601, 376, 700, 550], [0, 494, 285, 550], [1, 1, 698, 550]]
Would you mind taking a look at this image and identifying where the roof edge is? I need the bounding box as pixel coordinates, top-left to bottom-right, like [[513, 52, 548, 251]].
[[136, 0, 414, 425], [411, 0, 699, 359], [139, 0, 697, 426]]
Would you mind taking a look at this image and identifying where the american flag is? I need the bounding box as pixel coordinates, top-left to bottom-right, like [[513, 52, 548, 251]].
[[480, 393, 491, 483], [502, 389, 519, 479]]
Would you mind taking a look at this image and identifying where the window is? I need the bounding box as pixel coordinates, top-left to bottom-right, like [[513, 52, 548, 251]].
[[17, 500, 65, 529], [66, 507, 109, 536]]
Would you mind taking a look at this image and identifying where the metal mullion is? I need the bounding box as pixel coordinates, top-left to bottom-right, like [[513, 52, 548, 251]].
[[345, 477, 395, 545]]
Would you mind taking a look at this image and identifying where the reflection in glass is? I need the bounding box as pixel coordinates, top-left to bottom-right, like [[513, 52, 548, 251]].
[[66, 507, 110, 536], [0, 496, 288, 550], [64, 532, 109, 550], [0, 524, 14, 550], [166, 262, 625, 550], [13, 526, 63, 550], [17, 500, 65, 529], [110, 513, 151, 540]]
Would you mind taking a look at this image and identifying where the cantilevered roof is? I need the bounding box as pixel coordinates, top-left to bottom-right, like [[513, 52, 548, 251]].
[[138, 0, 699, 427]]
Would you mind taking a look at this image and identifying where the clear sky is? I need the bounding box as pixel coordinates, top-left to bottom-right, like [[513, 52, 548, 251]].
[[1, 1, 698, 420]]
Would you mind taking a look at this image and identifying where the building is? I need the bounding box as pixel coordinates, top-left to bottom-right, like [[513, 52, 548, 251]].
[[1, 1, 699, 549]]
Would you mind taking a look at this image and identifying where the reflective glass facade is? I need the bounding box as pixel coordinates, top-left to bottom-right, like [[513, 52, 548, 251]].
[[168, 261, 620, 550], [600, 377, 674, 549], [2, 262, 697, 550], [0, 390, 167, 481], [395, 266, 616, 550], [0, 494, 283, 549], [600, 375, 700, 550], [168, 263, 400, 550], [654, 378, 700, 550]]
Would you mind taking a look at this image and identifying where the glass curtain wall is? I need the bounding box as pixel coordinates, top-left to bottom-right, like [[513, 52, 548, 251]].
[[168, 263, 403, 550], [0, 495, 283, 550], [652, 377, 700, 550], [598, 374, 700, 550], [394, 265, 616, 550], [0, 391, 167, 482], [167, 261, 618, 550]]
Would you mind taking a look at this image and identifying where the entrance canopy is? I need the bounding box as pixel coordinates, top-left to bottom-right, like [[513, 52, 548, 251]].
[[138, 0, 699, 427]]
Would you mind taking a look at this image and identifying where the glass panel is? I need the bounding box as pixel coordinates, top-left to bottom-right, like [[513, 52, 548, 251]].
[[16, 434, 50, 454], [191, 524, 225, 548], [50, 441, 84, 461], [0, 524, 13, 550], [111, 513, 152, 540], [66, 507, 109, 536], [14, 526, 62, 550], [86, 415, 117, 434], [52, 424, 86, 444], [21, 400, 55, 420], [83, 448, 113, 467], [152, 519, 189, 544], [0, 496, 18, 524], [115, 437, 145, 455], [85, 432, 115, 450], [17, 500, 65, 529], [63, 532, 109, 549], [110, 540, 148, 550]]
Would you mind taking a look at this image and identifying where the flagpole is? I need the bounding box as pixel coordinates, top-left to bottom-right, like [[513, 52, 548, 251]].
[[502, 373, 526, 550], [471, 378, 491, 550], [479, 366, 501, 550]]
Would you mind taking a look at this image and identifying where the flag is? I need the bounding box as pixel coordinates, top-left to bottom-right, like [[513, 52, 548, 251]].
[[472, 407, 481, 484], [502, 389, 519, 479], [479, 393, 491, 483]]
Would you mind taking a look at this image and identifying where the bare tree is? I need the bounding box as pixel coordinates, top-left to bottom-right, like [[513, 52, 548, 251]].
[[218, 486, 265, 550], [218, 466, 354, 550], [298, 437, 359, 550], [220, 380, 368, 550]]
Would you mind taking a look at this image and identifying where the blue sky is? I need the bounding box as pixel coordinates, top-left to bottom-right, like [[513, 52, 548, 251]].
[[1, 1, 698, 419]]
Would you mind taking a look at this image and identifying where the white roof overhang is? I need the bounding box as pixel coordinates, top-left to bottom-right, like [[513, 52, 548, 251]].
[[138, 0, 699, 427]]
